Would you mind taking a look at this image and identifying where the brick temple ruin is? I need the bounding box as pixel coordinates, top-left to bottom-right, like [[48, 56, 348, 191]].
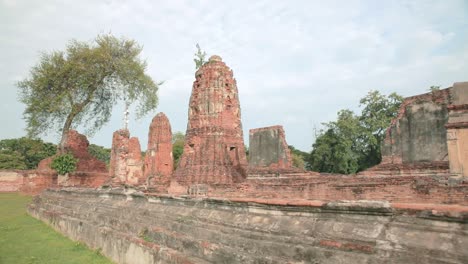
[[2, 56, 468, 264]]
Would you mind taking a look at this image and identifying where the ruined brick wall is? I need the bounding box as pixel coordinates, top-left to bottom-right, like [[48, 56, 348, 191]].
[[0, 170, 25, 192], [248, 125, 293, 169], [229, 175, 467, 205], [144, 113, 173, 190], [174, 55, 247, 185], [381, 88, 450, 165], [446, 82, 468, 178], [109, 129, 144, 185], [37, 130, 107, 173], [30, 189, 468, 264]]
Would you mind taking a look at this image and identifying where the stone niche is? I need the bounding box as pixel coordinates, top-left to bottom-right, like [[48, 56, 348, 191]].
[[248, 125, 292, 169], [173, 55, 248, 185]]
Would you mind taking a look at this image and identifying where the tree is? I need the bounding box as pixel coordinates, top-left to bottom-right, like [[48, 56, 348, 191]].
[[308, 110, 361, 174], [308, 91, 403, 174], [172, 132, 185, 168], [0, 151, 27, 170], [18, 34, 161, 153], [194, 43, 207, 69], [288, 145, 309, 170], [0, 138, 56, 169], [358, 91, 403, 169]]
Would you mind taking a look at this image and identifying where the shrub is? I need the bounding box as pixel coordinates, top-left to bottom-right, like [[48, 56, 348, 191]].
[[51, 154, 78, 175]]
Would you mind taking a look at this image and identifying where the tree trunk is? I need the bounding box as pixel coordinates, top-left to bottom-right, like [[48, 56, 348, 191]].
[[59, 111, 76, 154]]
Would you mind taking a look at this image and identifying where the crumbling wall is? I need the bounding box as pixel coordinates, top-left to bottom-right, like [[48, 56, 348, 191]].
[[248, 125, 293, 169], [174, 55, 247, 185], [144, 113, 173, 191], [0, 170, 25, 192], [29, 189, 468, 264], [381, 88, 450, 165], [446, 82, 468, 178], [109, 129, 144, 185], [37, 130, 107, 173]]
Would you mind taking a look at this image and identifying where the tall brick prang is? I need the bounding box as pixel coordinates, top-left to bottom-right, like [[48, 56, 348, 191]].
[[144, 112, 174, 190], [174, 55, 247, 185]]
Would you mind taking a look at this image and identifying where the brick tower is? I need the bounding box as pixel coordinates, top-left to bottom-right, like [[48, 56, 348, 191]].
[[174, 55, 247, 184]]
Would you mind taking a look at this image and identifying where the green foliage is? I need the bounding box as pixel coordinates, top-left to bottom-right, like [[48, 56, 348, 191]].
[[0, 193, 112, 264], [88, 144, 111, 165], [51, 154, 78, 175], [172, 132, 185, 168], [0, 138, 56, 169], [308, 91, 403, 173], [288, 145, 309, 170], [194, 43, 207, 69], [429, 85, 440, 92], [0, 152, 27, 170], [18, 34, 161, 152]]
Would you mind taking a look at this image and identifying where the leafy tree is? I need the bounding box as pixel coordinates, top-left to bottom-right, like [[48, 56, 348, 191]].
[[0, 138, 56, 169], [308, 91, 403, 173], [88, 144, 111, 165], [194, 43, 207, 69], [172, 132, 185, 168], [288, 145, 309, 170], [0, 151, 27, 170], [18, 34, 161, 153], [308, 110, 361, 174], [358, 91, 403, 169], [291, 153, 305, 169]]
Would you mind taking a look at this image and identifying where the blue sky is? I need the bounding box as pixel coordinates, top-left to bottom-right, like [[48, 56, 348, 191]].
[[1, 0, 467, 151]]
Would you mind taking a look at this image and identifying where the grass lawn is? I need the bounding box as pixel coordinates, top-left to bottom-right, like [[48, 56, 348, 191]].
[[0, 193, 113, 264]]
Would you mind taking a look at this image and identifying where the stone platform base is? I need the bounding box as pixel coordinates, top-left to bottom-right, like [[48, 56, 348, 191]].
[[29, 188, 467, 264]]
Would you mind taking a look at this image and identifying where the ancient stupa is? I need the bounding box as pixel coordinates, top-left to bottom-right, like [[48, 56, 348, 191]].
[[174, 55, 247, 184]]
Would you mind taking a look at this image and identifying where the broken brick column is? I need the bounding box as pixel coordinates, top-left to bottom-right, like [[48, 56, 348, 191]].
[[173, 55, 247, 185], [109, 129, 144, 185], [144, 112, 173, 190]]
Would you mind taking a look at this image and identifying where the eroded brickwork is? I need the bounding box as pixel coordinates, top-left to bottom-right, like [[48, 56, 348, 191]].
[[174, 55, 247, 185], [144, 113, 173, 190], [249, 125, 293, 169], [37, 130, 107, 173], [380, 88, 450, 166], [109, 129, 144, 185], [446, 82, 468, 178]]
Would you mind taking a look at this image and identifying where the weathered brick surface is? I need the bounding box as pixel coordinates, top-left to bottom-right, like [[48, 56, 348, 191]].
[[248, 125, 293, 169], [144, 113, 173, 191], [446, 82, 468, 178], [174, 55, 247, 185], [380, 88, 450, 166], [37, 130, 107, 173], [29, 189, 468, 264], [0, 170, 27, 192], [109, 129, 144, 185]]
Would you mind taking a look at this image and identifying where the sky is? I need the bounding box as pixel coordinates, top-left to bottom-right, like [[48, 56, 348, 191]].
[[1, 0, 467, 151]]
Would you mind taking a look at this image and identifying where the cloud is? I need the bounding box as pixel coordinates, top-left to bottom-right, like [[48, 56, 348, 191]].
[[0, 0, 467, 151]]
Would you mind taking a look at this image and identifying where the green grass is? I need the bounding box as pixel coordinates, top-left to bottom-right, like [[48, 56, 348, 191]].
[[0, 193, 113, 264]]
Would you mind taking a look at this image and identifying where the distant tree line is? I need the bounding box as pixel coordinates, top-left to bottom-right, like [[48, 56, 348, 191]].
[[0, 138, 112, 170]]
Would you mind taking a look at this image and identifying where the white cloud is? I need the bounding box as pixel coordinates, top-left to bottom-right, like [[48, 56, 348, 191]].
[[0, 0, 467, 151]]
